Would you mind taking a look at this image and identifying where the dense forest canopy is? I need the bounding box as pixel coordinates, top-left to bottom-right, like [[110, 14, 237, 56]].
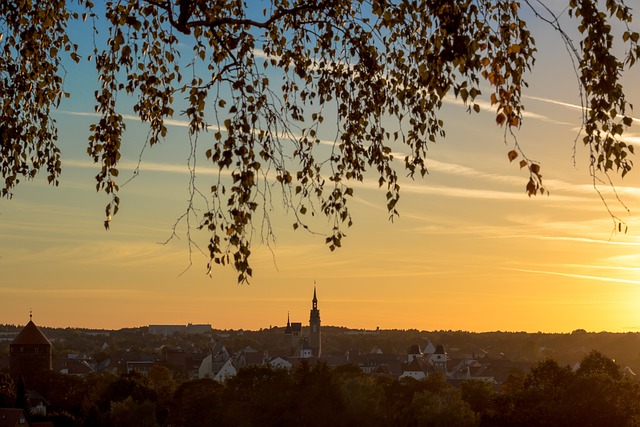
[[1, 0, 639, 281], [1, 350, 640, 426]]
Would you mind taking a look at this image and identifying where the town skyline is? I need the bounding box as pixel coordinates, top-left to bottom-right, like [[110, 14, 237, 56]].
[[2, 3, 640, 334], [6, 280, 640, 333]]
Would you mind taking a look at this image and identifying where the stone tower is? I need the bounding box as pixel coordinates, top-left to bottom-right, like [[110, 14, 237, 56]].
[[10, 315, 52, 386], [309, 286, 321, 357], [284, 311, 292, 348]]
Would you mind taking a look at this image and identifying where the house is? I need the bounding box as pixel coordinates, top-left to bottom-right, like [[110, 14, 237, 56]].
[[347, 349, 402, 376], [213, 359, 237, 382], [399, 342, 450, 380], [268, 357, 292, 370], [407, 344, 422, 363], [56, 354, 95, 376], [235, 347, 263, 367], [429, 344, 448, 373], [423, 339, 436, 355], [0, 408, 29, 427], [399, 358, 434, 380], [199, 342, 237, 381]]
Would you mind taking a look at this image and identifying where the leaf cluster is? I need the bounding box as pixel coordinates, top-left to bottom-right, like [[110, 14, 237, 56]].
[[1, 0, 638, 282]]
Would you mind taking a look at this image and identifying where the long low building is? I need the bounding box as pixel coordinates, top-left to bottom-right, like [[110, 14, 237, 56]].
[[148, 323, 212, 336]]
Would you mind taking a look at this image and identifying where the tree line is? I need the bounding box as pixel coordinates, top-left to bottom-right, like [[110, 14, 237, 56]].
[[1, 350, 640, 426]]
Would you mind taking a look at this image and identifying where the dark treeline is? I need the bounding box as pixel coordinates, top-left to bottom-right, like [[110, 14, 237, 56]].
[[2, 350, 640, 426]]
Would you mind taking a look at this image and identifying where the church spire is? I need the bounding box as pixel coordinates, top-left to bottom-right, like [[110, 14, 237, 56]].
[[309, 283, 321, 357], [284, 311, 292, 335], [312, 284, 317, 309]]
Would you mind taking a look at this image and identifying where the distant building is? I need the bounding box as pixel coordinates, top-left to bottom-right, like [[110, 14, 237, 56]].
[[430, 344, 447, 374], [235, 346, 263, 367], [268, 356, 292, 370], [399, 358, 431, 380], [284, 287, 322, 357], [0, 332, 19, 342], [148, 323, 212, 336], [199, 341, 236, 382], [57, 354, 95, 376], [284, 313, 300, 352], [9, 316, 52, 386], [186, 323, 212, 335], [407, 344, 423, 363], [309, 287, 321, 357], [300, 338, 313, 358]]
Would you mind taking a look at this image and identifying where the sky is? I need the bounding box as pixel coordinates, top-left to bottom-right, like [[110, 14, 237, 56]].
[[2, 3, 640, 333]]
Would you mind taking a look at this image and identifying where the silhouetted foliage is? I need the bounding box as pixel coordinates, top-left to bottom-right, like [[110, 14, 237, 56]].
[[110, 396, 157, 427], [411, 388, 477, 427], [484, 352, 640, 427], [460, 379, 495, 415], [97, 372, 157, 414], [221, 365, 296, 427], [7, 349, 640, 426], [0, 372, 15, 407], [576, 349, 623, 380], [28, 370, 87, 419], [167, 378, 223, 427], [1, 0, 639, 280]]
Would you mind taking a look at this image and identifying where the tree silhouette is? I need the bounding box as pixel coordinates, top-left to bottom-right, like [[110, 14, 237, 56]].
[[1, 0, 639, 281], [167, 378, 223, 427]]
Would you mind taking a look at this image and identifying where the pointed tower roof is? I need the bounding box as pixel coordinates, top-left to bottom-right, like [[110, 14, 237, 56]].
[[313, 286, 317, 303], [11, 320, 51, 346], [284, 312, 292, 334]]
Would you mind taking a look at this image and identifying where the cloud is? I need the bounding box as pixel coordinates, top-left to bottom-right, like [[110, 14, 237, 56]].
[[442, 95, 574, 126], [55, 86, 640, 210], [503, 267, 640, 286], [62, 157, 227, 177], [525, 95, 640, 123], [602, 253, 640, 266]]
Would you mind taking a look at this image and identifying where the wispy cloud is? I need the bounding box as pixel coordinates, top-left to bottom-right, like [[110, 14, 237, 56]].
[[58, 110, 224, 131], [562, 262, 640, 272], [56, 86, 640, 208], [519, 235, 640, 246], [443, 95, 574, 126], [503, 267, 640, 286], [525, 94, 640, 124], [62, 157, 228, 177]]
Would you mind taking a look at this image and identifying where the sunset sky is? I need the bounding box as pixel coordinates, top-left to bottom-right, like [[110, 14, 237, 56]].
[[2, 3, 640, 332]]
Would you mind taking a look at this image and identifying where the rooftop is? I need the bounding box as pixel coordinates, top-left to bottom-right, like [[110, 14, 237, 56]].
[[11, 320, 52, 346]]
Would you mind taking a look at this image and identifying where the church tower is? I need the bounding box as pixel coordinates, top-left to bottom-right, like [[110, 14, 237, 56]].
[[309, 286, 321, 357], [10, 314, 52, 387], [284, 311, 292, 349]]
